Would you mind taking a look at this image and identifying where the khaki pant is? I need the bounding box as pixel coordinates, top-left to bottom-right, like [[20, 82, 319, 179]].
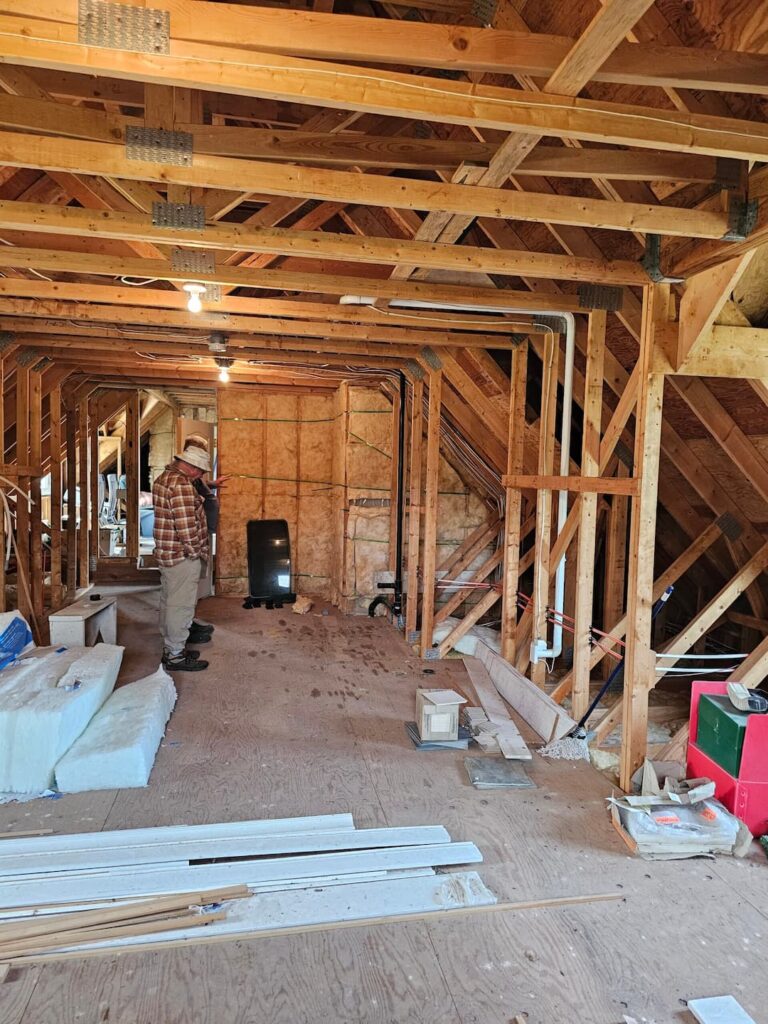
[[159, 558, 201, 655]]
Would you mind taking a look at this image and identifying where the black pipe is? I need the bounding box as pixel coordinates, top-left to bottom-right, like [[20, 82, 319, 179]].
[[368, 371, 407, 618]]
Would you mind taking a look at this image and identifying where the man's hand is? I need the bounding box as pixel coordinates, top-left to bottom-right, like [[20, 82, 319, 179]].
[[208, 475, 231, 489]]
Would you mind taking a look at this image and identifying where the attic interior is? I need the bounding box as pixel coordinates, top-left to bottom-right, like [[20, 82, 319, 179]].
[[0, 0, 768, 1020]]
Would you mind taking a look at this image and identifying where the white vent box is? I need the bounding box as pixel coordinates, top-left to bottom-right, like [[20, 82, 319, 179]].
[[416, 688, 467, 741]]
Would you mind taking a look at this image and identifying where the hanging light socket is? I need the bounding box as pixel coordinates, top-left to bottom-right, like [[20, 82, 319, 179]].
[[183, 281, 206, 313], [215, 355, 234, 383]]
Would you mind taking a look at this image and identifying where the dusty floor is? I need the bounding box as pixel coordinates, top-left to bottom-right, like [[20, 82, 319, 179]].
[[0, 590, 766, 1024]]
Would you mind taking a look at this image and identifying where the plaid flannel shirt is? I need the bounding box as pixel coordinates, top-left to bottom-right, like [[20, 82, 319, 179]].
[[152, 465, 209, 568]]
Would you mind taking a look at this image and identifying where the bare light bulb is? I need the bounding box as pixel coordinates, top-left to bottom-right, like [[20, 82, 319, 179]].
[[183, 282, 205, 313], [218, 366, 230, 383]]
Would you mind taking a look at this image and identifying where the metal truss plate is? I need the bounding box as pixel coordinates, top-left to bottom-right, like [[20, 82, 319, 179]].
[[641, 233, 684, 284], [203, 283, 222, 303], [170, 248, 215, 275], [722, 198, 758, 242], [716, 511, 744, 541], [471, 0, 497, 26], [420, 346, 443, 371], [15, 347, 41, 368], [126, 126, 193, 167], [407, 631, 421, 644], [152, 201, 205, 231], [404, 358, 425, 381], [423, 648, 441, 660], [78, 0, 169, 54], [577, 284, 624, 312]]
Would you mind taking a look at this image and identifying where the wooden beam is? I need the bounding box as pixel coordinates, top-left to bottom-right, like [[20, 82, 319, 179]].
[[4, 1, 768, 95], [28, 365, 43, 621], [124, 391, 140, 561], [501, 341, 528, 664], [502, 474, 638, 496], [620, 284, 668, 790], [0, 245, 594, 313], [419, 370, 441, 659], [13, 358, 31, 621], [48, 383, 62, 609], [0, 200, 650, 286], [0, 94, 730, 181], [434, 548, 503, 627], [77, 397, 88, 591], [404, 378, 423, 641], [0, 130, 734, 239], [601, 463, 629, 680], [675, 254, 756, 369], [729, 634, 768, 688], [571, 309, 606, 720], [665, 324, 768, 379], [0, 354, 4, 613], [64, 398, 76, 599]]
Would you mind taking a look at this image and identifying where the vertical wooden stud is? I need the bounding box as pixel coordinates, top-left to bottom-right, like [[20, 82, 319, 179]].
[[49, 384, 63, 610], [601, 461, 629, 679], [0, 354, 5, 614], [89, 401, 100, 567], [531, 333, 560, 686], [125, 391, 140, 561], [501, 341, 528, 663], [14, 360, 31, 620], [77, 399, 89, 590], [620, 284, 669, 790], [571, 310, 606, 720], [419, 369, 442, 659], [405, 378, 423, 639], [65, 400, 77, 599], [29, 367, 43, 622]]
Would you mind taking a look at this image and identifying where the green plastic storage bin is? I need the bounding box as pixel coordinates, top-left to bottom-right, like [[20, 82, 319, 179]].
[[696, 694, 751, 778]]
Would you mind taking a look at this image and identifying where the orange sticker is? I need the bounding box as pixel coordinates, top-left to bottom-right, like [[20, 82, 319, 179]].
[[700, 807, 717, 821], [653, 814, 680, 824]]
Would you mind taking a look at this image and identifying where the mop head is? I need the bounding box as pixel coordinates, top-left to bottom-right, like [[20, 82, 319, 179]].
[[538, 734, 590, 761]]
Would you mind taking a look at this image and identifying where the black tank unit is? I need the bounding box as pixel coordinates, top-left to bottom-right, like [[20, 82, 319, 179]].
[[243, 519, 296, 609]]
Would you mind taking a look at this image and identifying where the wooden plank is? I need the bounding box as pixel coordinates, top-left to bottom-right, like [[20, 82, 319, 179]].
[[77, 397, 89, 591], [435, 587, 500, 660], [437, 517, 500, 578], [88, 400, 99, 568], [0, 129, 735, 238], [620, 285, 668, 790], [419, 371, 442, 658], [670, 324, 768, 378], [729, 634, 768, 688], [475, 641, 576, 743], [675, 254, 756, 369], [0, 355, 4, 614], [501, 342, 527, 663], [48, 383, 62, 610], [0, 199, 649, 286], [404, 379, 423, 640], [462, 656, 531, 760], [5, 0, 768, 95], [502, 474, 638, 496], [571, 310, 606, 721], [13, 360, 31, 622], [601, 462, 629, 680], [434, 548, 503, 627], [124, 391, 140, 561], [64, 399, 77, 599], [28, 366, 43, 622], [0, 245, 592, 315]]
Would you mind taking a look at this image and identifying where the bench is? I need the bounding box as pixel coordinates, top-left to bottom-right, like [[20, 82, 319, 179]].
[[48, 596, 118, 647]]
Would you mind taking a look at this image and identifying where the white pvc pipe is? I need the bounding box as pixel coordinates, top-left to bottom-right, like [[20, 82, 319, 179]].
[[339, 296, 577, 664]]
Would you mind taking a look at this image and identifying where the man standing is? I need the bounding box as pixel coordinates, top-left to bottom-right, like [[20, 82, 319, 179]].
[[152, 437, 215, 672]]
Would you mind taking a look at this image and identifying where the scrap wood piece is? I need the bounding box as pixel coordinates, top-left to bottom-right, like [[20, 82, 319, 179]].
[[475, 642, 577, 743], [462, 657, 531, 760], [5, 885, 623, 965]]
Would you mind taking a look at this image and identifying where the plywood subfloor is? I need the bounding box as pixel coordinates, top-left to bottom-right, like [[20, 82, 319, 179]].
[[1, 592, 766, 1024]]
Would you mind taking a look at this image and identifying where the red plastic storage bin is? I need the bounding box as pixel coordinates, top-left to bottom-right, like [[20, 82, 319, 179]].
[[687, 680, 768, 836]]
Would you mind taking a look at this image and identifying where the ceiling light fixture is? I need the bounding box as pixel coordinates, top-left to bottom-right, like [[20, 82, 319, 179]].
[[215, 356, 234, 383], [183, 282, 206, 313]]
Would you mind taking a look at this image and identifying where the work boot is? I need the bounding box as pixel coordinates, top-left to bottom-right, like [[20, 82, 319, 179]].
[[193, 620, 214, 634], [188, 624, 212, 644], [162, 650, 209, 672]]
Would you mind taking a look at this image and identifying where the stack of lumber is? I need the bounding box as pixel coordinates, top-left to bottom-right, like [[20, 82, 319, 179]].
[[0, 813, 495, 962]]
